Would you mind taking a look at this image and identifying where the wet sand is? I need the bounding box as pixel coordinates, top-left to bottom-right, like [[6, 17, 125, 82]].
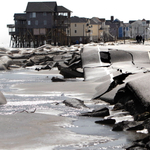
[[0, 68, 112, 150], [11, 68, 100, 100], [1, 42, 150, 149], [0, 112, 109, 150]]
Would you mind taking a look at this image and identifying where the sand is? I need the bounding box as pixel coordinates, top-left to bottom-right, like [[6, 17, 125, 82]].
[[0, 112, 108, 150]]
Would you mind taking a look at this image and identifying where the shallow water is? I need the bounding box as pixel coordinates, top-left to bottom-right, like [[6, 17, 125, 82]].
[[0, 68, 147, 150]]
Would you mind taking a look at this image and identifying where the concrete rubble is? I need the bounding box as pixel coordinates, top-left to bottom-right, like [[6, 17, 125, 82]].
[[1, 42, 150, 149]]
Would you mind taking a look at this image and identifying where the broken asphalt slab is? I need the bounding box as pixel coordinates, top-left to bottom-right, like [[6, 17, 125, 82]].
[[1, 43, 150, 149]]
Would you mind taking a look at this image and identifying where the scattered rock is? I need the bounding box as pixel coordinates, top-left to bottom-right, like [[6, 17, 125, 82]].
[[59, 68, 83, 78], [63, 98, 88, 109], [0, 91, 7, 105], [112, 102, 124, 111], [125, 100, 136, 115], [112, 121, 144, 131], [95, 118, 116, 124], [114, 87, 134, 105], [126, 145, 147, 150], [143, 118, 150, 133], [126, 135, 150, 150], [80, 107, 110, 117], [24, 60, 34, 67], [0, 56, 13, 70], [126, 123, 144, 131], [146, 141, 150, 149], [51, 77, 65, 82], [13, 108, 36, 114], [112, 121, 127, 131], [135, 112, 150, 121]]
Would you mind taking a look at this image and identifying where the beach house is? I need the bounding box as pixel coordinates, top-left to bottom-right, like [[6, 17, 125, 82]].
[[7, 2, 71, 48]]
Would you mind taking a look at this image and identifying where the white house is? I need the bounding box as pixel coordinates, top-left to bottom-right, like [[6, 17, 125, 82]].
[[130, 19, 150, 39]]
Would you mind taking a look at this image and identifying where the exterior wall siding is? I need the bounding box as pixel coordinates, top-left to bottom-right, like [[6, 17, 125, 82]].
[[70, 23, 87, 37], [119, 27, 123, 38], [26, 12, 54, 28]]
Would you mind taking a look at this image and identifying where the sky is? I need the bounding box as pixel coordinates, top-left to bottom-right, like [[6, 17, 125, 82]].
[[1, 0, 150, 47]]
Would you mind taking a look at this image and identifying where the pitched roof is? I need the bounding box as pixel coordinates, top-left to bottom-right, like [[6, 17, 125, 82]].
[[113, 18, 120, 22], [129, 20, 136, 24], [25, 2, 71, 13], [91, 17, 102, 25], [70, 16, 88, 23], [90, 19, 97, 24], [57, 6, 71, 12], [25, 2, 57, 12], [14, 13, 26, 20]]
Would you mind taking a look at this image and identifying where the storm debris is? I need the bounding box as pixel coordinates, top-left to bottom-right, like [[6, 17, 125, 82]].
[[79, 107, 110, 117]]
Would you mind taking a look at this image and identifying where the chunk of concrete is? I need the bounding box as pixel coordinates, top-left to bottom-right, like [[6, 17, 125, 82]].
[[0, 91, 7, 105], [0, 56, 13, 70]]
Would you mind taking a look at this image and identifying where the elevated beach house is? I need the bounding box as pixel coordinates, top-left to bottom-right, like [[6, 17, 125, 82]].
[[7, 2, 71, 48]]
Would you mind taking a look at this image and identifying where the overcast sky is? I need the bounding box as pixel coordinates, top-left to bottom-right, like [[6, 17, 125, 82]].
[[1, 0, 149, 47]]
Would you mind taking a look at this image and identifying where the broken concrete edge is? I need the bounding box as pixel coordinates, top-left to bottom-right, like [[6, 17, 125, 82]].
[[62, 98, 89, 109], [92, 73, 132, 101], [79, 107, 110, 117], [125, 83, 150, 112], [0, 91, 7, 105]]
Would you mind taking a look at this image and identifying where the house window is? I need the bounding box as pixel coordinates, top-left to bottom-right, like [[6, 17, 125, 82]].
[[44, 20, 47, 25], [43, 12, 47, 16], [28, 20, 31, 25], [35, 20, 38, 25], [30, 12, 36, 18], [58, 13, 67, 16], [75, 30, 77, 33], [32, 12, 36, 18], [75, 24, 77, 27]]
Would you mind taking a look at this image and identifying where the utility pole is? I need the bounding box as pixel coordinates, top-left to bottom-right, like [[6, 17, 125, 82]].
[[124, 25, 126, 44]]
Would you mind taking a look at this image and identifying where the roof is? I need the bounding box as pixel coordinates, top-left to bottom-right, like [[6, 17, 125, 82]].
[[90, 19, 98, 25], [14, 13, 26, 20], [25, 2, 71, 13], [129, 20, 136, 24], [70, 16, 88, 23], [113, 18, 120, 22], [99, 18, 105, 22], [91, 17, 102, 25], [57, 6, 71, 12], [25, 2, 57, 12], [129, 20, 150, 24]]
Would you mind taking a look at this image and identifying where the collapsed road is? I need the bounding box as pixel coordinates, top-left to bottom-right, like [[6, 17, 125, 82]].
[[82, 44, 150, 149], [0, 43, 150, 149]]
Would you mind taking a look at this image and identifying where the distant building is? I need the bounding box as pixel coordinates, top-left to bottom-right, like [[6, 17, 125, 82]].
[[69, 16, 89, 44], [106, 16, 124, 41], [90, 17, 103, 42], [8, 4, 150, 48], [7, 2, 71, 48], [105, 16, 132, 41], [118, 23, 130, 38], [129, 19, 150, 39], [69, 16, 112, 44], [98, 18, 111, 42]]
